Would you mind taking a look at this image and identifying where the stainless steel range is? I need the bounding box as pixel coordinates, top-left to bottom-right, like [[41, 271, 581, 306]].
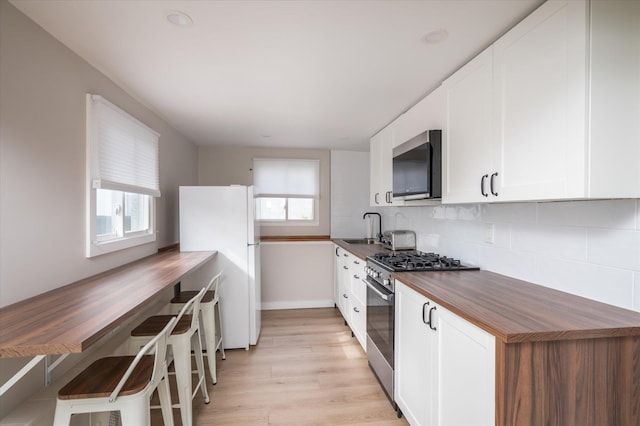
[[364, 251, 478, 413]]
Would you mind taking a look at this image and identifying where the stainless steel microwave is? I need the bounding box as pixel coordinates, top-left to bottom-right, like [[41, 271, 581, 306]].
[[392, 129, 442, 201]]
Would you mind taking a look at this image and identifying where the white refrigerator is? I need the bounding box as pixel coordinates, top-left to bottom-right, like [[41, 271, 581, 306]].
[[179, 185, 261, 349]]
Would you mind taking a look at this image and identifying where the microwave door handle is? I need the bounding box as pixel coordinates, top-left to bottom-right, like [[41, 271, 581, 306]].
[[364, 279, 393, 302]]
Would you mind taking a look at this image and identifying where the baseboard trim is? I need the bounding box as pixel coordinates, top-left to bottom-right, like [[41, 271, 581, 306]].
[[261, 300, 335, 310]]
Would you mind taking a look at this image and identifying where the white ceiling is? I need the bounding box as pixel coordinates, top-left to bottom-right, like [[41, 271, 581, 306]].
[[11, 0, 543, 151]]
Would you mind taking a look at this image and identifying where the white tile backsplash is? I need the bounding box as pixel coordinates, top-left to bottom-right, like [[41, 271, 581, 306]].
[[587, 229, 640, 270], [534, 258, 636, 310], [511, 224, 587, 262], [537, 199, 637, 229], [634, 273, 640, 311], [380, 199, 640, 312]]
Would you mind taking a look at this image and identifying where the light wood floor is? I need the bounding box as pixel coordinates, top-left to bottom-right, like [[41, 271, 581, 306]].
[[153, 308, 408, 425]]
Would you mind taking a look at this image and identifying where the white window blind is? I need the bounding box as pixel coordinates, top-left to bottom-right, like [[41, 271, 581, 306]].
[[253, 158, 320, 198], [87, 94, 161, 197]]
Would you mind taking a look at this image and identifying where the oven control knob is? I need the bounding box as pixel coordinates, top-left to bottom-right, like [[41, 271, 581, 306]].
[[365, 267, 370, 275], [373, 271, 380, 278], [383, 278, 390, 286]]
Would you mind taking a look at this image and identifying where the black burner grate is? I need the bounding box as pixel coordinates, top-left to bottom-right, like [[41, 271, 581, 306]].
[[371, 251, 478, 272]]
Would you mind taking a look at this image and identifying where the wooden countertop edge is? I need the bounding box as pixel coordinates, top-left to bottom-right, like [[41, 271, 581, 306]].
[[261, 235, 331, 242]]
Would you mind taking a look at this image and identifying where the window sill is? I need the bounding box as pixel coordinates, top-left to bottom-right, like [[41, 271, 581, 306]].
[[86, 232, 156, 258]]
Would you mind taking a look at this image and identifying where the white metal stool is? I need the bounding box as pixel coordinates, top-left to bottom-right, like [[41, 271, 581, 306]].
[[53, 318, 177, 426], [170, 271, 225, 384], [130, 288, 209, 426]]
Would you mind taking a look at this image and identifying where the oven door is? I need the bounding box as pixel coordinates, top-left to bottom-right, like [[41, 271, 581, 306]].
[[365, 276, 395, 401]]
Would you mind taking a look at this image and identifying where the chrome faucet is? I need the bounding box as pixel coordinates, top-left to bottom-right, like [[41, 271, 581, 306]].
[[363, 212, 382, 242]]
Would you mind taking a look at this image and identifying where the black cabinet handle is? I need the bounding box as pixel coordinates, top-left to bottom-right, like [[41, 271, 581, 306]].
[[335, 247, 339, 257], [353, 307, 360, 313], [428, 306, 437, 331], [422, 302, 430, 324], [354, 260, 360, 265], [343, 265, 348, 270], [481, 174, 489, 197], [354, 275, 360, 279], [375, 192, 380, 204], [343, 293, 348, 299], [490, 172, 499, 196]]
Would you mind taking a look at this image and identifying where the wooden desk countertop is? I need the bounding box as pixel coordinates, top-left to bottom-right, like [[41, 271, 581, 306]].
[[0, 250, 215, 358]]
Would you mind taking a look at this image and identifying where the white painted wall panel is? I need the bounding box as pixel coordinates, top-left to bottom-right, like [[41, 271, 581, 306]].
[[260, 242, 333, 310], [330, 150, 372, 238]]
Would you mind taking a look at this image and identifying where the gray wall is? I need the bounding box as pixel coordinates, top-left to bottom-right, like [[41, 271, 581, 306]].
[[198, 145, 331, 236], [0, 0, 199, 415]]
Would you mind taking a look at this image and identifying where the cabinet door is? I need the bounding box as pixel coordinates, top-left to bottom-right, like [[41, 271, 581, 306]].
[[442, 47, 494, 204], [434, 305, 495, 426], [395, 282, 435, 426], [370, 132, 384, 206], [394, 86, 446, 148], [337, 251, 350, 318], [370, 125, 403, 206], [349, 258, 367, 350], [492, 0, 587, 201]]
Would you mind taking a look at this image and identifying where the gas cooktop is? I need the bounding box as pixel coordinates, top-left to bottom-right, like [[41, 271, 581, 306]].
[[368, 251, 479, 272]]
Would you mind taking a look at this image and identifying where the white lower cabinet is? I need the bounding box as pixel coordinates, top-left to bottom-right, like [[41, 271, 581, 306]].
[[395, 280, 495, 426], [334, 246, 351, 318], [333, 244, 367, 352], [349, 257, 367, 351]]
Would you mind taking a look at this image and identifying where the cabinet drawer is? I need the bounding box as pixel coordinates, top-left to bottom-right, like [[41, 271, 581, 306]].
[[350, 296, 367, 351]]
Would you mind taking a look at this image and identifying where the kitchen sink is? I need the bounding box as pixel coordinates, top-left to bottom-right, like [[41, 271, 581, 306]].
[[341, 238, 380, 245]]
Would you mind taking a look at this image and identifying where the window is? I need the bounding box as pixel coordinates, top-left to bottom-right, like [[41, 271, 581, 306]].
[[86, 94, 160, 257], [253, 158, 319, 224]]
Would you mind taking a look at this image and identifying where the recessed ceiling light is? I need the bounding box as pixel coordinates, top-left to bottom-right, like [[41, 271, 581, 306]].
[[166, 11, 193, 27], [423, 29, 448, 45]]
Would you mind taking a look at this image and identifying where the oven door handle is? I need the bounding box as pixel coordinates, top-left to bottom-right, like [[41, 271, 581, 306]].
[[364, 279, 394, 302]]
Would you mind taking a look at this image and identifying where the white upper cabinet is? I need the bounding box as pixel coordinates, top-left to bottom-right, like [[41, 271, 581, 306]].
[[442, 0, 640, 204], [370, 124, 404, 206], [394, 86, 445, 148], [492, 0, 587, 201], [588, 0, 640, 198], [442, 48, 494, 204], [370, 87, 446, 207]]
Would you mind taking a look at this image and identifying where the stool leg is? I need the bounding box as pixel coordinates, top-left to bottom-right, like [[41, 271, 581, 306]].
[[157, 373, 175, 426], [192, 330, 210, 404], [52, 401, 72, 426], [171, 339, 193, 426], [120, 399, 150, 426], [215, 300, 226, 360], [200, 303, 217, 384]]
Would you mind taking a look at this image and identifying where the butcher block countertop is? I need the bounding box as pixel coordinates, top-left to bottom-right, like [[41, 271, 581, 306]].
[[0, 249, 216, 358], [333, 239, 640, 344]]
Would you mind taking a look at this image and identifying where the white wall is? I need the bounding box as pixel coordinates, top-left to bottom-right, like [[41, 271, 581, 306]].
[[0, 0, 199, 416], [330, 150, 372, 238], [260, 242, 334, 310], [380, 200, 640, 312]]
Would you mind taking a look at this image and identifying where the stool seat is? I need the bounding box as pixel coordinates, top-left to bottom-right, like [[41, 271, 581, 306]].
[[53, 318, 177, 426], [131, 315, 192, 337], [171, 291, 214, 304], [58, 356, 154, 400]]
